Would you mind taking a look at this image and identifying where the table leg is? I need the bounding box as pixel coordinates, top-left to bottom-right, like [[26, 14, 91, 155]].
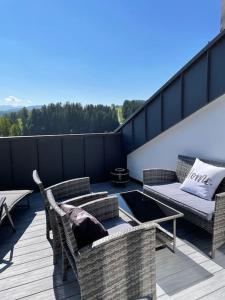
[[173, 219, 176, 253]]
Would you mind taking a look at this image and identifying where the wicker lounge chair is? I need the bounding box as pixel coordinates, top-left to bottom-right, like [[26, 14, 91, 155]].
[[0, 191, 32, 231], [0, 197, 15, 231], [32, 170, 108, 263], [143, 155, 225, 258], [47, 189, 157, 300]]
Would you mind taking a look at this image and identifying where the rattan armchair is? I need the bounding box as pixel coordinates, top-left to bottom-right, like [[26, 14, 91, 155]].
[[32, 170, 108, 263], [47, 189, 157, 300]]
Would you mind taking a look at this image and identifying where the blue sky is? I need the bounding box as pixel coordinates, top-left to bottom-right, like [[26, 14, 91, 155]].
[[0, 0, 221, 107]]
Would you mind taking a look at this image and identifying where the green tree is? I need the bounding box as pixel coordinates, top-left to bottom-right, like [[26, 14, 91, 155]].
[[9, 118, 23, 136], [122, 100, 145, 120], [0, 117, 11, 136], [5, 102, 120, 136]]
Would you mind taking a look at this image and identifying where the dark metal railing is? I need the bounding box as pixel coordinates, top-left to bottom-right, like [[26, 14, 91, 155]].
[[116, 29, 225, 154], [0, 133, 124, 190]]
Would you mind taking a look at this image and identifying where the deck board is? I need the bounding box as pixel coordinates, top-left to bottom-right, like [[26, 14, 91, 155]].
[[1, 181, 225, 299]]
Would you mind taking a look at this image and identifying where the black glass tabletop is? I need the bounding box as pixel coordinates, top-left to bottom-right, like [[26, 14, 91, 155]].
[[118, 190, 182, 223]]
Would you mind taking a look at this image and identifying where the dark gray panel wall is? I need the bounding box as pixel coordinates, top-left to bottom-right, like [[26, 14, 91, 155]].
[[122, 122, 133, 154], [183, 55, 208, 117], [38, 137, 63, 186], [85, 136, 104, 182], [209, 37, 225, 101], [146, 96, 162, 140], [0, 141, 12, 189], [134, 110, 146, 149], [163, 78, 182, 130], [118, 30, 225, 155], [104, 134, 123, 178], [0, 133, 123, 190], [11, 138, 38, 189], [62, 135, 85, 180]]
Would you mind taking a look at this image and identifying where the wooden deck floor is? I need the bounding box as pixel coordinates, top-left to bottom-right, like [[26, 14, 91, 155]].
[[1, 181, 225, 299]]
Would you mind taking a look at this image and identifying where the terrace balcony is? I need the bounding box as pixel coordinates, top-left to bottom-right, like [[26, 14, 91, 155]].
[[1, 179, 225, 300], [1, 131, 225, 300], [1, 16, 225, 300]]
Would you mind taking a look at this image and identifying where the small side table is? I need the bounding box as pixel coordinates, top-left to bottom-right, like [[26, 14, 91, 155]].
[[110, 168, 130, 185]]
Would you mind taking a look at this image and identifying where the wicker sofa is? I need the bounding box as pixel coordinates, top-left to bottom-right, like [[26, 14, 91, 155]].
[[143, 155, 225, 258], [47, 189, 157, 300]]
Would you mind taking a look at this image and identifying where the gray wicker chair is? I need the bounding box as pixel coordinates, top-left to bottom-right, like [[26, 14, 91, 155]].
[[143, 155, 225, 258], [32, 170, 108, 263], [47, 189, 157, 300]]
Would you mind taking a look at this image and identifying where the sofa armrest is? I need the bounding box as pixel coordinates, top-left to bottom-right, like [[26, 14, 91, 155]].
[[143, 169, 177, 185], [61, 191, 108, 207], [212, 192, 225, 253], [80, 195, 119, 221], [77, 222, 156, 300], [46, 177, 90, 201]]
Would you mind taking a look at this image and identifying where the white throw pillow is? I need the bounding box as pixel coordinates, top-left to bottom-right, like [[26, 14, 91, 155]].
[[180, 158, 225, 201]]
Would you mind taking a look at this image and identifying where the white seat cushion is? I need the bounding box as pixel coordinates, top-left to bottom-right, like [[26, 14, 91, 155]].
[[144, 182, 215, 221]]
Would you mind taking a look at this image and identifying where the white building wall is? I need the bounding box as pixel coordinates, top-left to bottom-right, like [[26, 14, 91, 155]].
[[127, 94, 225, 182]]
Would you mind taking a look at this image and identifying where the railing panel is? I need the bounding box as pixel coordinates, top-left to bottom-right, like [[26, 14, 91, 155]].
[[146, 95, 162, 140], [183, 54, 208, 117], [209, 36, 225, 101], [122, 122, 133, 154], [62, 135, 85, 180], [0, 133, 124, 190], [163, 78, 182, 130], [116, 31, 225, 155], [11, 138, 38, 189], [104, 134, 123, 177], [85, 135, 104, 182], [133, 110, 145, 150], [0, 140, 12, 189], [38, 136, 63, 187]]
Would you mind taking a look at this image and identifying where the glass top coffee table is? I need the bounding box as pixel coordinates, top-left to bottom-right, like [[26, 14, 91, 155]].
[[118, 190, 183, 252]]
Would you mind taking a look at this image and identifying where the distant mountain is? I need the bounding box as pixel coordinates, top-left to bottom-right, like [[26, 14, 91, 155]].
[[0, 105, 41, 116]]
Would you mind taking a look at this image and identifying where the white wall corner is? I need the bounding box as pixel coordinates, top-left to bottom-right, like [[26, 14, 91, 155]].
[[127, 94, 225, 182]]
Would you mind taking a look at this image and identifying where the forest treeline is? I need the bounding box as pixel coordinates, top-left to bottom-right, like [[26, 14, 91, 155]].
[[0, 100, 144, 136]]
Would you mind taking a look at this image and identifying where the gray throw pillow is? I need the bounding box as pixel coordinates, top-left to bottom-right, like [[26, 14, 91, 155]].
[[60, 204, 108, 249]]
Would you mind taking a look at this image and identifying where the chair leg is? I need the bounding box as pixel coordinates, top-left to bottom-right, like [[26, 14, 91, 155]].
[[53, 252, 58, 265], [46, 215, 51, 241], [62, 250, 68, 281], [4, 204, 16, 232], [46, 229, 50, 241], [53, 239, 60, 265], [210, 248, 216, 259]]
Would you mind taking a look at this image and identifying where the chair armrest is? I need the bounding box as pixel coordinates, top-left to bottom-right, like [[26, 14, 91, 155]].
[[80, 195, 119, 221], [143, 168, 177, 185], [61, 191, 108, 207], [77, 223, 156, 299], [46, 177, 90, 201]]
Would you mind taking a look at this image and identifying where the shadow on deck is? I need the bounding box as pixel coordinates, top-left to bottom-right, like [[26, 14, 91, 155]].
[[0, 181, 225, 299]]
